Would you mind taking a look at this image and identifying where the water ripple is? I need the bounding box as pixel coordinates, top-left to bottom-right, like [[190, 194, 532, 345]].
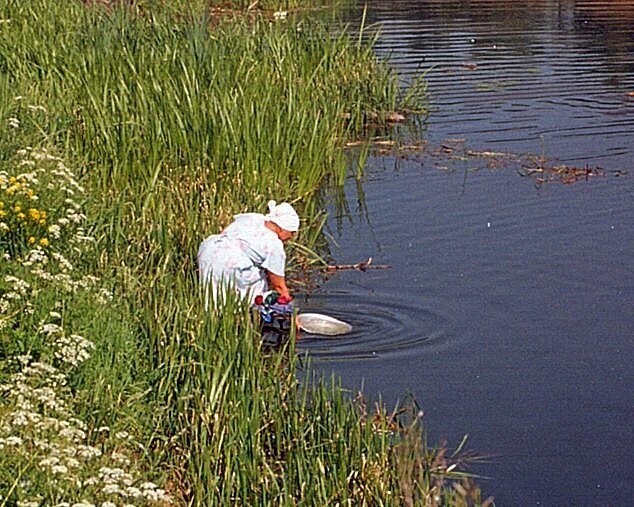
[[295, 291, 451, 361], [344, 0, 634, 168]]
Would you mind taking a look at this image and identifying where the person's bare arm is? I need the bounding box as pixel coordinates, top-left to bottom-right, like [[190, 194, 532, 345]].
[[267, 271, 291, 299]]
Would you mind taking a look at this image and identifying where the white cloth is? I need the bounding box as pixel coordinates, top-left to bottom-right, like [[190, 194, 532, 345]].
[[197, 213, 286, 305], [265, 200, 299, 232]]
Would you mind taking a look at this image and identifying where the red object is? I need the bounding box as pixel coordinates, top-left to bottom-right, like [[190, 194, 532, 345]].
[[254, 295, 264, 305], [277, 295, 292, 304]]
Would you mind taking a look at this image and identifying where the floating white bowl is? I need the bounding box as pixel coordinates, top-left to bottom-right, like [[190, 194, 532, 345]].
[[297, 313, 352, 336]]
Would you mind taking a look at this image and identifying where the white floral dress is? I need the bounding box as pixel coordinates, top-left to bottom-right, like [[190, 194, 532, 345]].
[[197, 213, 286, 305]]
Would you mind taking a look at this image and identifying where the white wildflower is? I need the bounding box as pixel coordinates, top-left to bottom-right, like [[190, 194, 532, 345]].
[[69, 418, 87, 431], [51, 252, 74, 272], [38, 323, 63, 336], [10, 411, 29, 426], [22, 247, 49, 267], [17, 354, 32, 365], [3, 435, 24, 446], [59, 426, 86, 442], [126, 486, 143, 498], [50, 464, 69, 474], [32, 149, 60, 161], [140, 482, 169, 501], [54, 333, 94, 366], [102, 484, 123, 495], [33, 386, 59, 410], [77, 445, 102, 459], [23, 301, 34, 315], [66, 209, 86, 223], [65, 457, 80, 468], [29, 362, 57, 375], [96, 288, 114, 304], [8, 117, 19, 128], [51, 273, 75, 290], [64, 198, 81, 209], [48, 224, 62, 239], [5, 275, 30, 295], [99, 466, 126, 482], [82, 477, 99, 486]]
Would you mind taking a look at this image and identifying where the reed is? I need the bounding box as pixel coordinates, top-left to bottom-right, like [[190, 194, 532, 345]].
[[0, 1, 488, 505]]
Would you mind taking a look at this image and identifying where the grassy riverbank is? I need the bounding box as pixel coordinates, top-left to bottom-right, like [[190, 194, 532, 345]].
[[0, 1, 488, 505]]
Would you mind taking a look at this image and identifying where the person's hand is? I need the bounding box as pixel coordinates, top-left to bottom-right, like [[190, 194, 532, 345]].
[[277, 295, 292, 304]]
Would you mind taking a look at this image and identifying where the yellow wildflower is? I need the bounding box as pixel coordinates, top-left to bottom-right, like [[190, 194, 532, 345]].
[[28, 236, 36, 244], [17, 212, 26, 221], [28, 208, 40, 221], [39, 218, 46, 226], [13, 204, 21, 213], [39, 237, 49, 247], [0, 210, 5, 218]]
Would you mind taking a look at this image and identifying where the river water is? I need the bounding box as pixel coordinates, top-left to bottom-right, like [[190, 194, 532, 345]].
[[296, 1, 633, 505]]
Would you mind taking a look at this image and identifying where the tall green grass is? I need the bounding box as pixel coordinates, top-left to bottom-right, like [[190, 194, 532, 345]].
[[0, 1, 489, 505], [3, 0, 415, 271]]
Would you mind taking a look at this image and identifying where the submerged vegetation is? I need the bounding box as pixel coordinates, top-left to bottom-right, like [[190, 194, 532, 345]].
[[0, 1, 488, 505]]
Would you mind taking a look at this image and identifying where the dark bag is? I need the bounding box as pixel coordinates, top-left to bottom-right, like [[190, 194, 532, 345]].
[[253, 292, 294, 347]]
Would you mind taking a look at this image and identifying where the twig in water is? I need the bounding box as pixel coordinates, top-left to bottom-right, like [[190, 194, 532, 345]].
[[324, 257, 390, 272]]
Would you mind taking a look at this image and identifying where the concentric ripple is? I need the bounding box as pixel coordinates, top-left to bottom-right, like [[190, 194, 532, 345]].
[[295, 291, 451, 361]]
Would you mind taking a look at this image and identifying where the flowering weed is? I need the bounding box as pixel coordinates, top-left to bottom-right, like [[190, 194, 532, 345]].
[[0, 145, 170, 506], [0, 146, 85, 257]]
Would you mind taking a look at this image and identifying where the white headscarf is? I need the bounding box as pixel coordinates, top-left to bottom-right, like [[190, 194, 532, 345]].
[[265, 200, 300, 232]]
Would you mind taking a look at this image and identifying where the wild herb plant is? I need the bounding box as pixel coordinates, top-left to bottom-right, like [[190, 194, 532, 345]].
[[0, 146, 169, 505]]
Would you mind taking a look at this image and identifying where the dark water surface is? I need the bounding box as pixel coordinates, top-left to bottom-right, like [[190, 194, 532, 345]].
[[297, 1, 633, 505]]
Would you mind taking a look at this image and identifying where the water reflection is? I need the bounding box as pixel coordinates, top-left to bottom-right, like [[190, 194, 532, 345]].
[[305, 1, 634, 504], [343, 0, 634, 169], [308, 151, 632, 504]]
